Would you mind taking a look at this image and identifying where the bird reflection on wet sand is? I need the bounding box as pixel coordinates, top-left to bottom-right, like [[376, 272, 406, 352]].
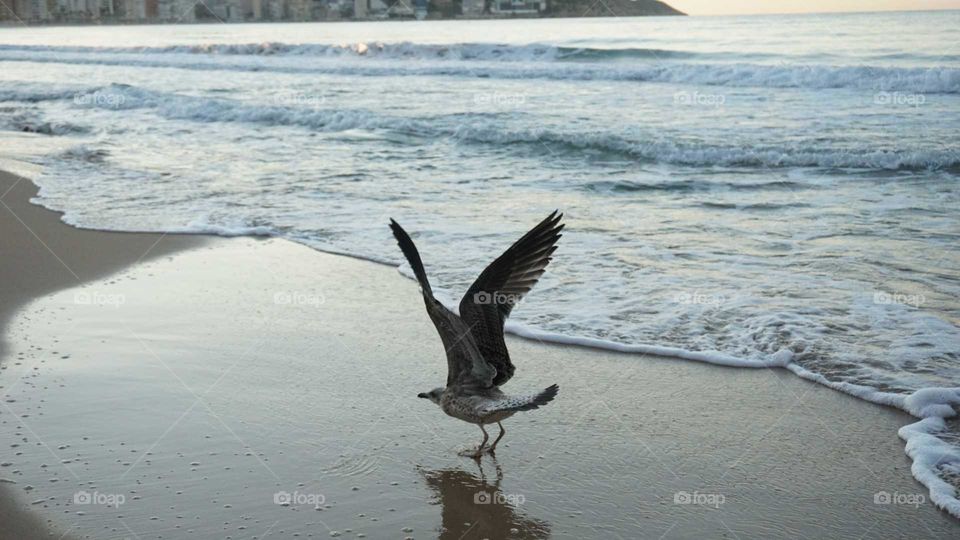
[[421, 461, 550, 539]]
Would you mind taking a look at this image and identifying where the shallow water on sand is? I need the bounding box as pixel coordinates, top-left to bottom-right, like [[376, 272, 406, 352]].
[[2, 238, 957, 538]]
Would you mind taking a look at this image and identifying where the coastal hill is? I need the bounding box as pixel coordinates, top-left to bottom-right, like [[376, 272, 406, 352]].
[[545, 0, 685, 17]]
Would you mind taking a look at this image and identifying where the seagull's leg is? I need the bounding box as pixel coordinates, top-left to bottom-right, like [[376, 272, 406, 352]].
[[472, 424, 489, 459], [488, 422, 506, 454], [475, 458, 487, 482]]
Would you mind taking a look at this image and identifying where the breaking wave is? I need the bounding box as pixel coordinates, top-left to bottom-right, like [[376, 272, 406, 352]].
[[0, 43, 957, 94], [2, 83, 957, 170]]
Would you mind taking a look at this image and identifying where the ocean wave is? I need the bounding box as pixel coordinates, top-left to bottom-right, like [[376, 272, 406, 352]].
[[0, 87, 84, 103], [57, 145, 109, 162], [91, 84, 960, 170], [3, 83, 958, 171], [1, 45, 958, 94], [585, 179, 809, 193], [0, 42, 704, 61], [1, 41, 951, 64], [0, 108, 89, 135]]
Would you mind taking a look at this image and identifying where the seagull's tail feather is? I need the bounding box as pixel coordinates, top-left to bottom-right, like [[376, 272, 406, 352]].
[[485, 384, 559, 414], [523, 383, 560, 411], [389, 218, 433, 296]]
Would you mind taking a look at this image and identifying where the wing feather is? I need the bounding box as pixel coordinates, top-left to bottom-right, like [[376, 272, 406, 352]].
[[458, 212, 564, 386], [389, 219, 494, 387]]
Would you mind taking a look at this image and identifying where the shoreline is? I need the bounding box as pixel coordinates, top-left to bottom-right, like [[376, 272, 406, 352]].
[[0, 170, 207, 540], [0, 171, 207, 360], [1, 170, 958, 537]]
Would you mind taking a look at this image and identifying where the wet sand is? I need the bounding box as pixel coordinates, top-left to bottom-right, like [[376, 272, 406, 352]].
[[1, 172, 958, 539], [0, 171, 205, 539]]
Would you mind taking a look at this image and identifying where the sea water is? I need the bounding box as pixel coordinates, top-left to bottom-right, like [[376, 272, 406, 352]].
[[1, 11, 958, 516]]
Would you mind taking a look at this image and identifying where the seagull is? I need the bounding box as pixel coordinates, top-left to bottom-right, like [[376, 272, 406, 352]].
[[389, 211, 563, 458]]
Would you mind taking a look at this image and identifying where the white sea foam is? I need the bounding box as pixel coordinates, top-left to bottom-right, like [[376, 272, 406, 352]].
[[504, 321, 794, 368], [899, 408, 960, 517], [170, 218, 276, 237], [55, 212, 275, 238]]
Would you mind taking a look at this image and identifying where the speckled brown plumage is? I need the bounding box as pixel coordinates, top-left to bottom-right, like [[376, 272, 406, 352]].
[[390, 212, 564, 457]]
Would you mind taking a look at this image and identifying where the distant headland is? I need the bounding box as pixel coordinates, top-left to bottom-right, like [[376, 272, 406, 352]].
[[0, 0, 684, 25]]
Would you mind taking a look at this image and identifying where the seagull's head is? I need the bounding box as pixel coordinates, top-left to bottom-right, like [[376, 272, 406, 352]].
[[417, 387, 444, 405]]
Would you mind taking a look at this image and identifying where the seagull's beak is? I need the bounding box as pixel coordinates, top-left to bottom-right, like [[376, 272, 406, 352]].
[[417, 393, 428, 399]]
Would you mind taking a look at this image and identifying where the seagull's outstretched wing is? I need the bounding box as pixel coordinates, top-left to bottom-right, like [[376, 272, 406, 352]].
[[389, 219, 495, 388], [458, 211, 564, 386]]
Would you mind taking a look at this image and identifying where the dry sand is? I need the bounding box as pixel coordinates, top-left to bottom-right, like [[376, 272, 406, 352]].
[[1, 171, 958, 539]]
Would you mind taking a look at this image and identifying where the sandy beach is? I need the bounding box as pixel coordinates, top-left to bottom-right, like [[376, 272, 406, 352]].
[[1, 171, 205, 539], [1, 170, 957, 539]]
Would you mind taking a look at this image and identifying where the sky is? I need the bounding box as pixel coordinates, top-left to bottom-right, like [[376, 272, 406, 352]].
[[667, 0, 960, 15]]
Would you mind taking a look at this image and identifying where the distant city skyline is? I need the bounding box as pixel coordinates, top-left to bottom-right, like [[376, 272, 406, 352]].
[[669, 0, 960, 16], [2, 0, 958, 23]]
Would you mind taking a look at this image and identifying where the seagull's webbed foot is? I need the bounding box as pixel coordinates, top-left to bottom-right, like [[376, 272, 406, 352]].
[[460, 424, 490, 459], [459, 447, 485, 459]]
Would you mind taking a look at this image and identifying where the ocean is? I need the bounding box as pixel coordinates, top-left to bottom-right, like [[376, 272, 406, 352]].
[[1, 11, 959, 517]]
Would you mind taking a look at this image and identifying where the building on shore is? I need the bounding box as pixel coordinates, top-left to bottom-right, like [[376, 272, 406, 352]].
[[314, 0, 344, 20], [352, 0, 388, 18], [0, 0, 539, 23], [201, 0, 242, 20], [490, 0, 545, 14], [384, 0, 415, 18], [118, 0, 160, 22], [285, 0, 311, 19], [461, 0, 484, 16], [157, 0, 195, 21], [7, 0, 51, 22], [49, 0, 99, 22], [0, 0, 688, 24]]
